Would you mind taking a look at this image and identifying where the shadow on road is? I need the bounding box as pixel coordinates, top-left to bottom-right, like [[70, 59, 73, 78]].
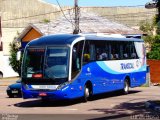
[[90, 90, 141, 101], [14, 99, 82, 107], [13, 90, 141, 108], [88, 101, 159, 120]]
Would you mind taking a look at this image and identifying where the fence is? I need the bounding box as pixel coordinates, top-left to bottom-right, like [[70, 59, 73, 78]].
[[147, 60, 160, 83]]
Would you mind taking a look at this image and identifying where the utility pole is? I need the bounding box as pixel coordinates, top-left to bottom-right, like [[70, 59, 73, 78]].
[[157, 1, 160, 23], [73, 0, 80, 34], [157, 0, 160, 20], [156, 0, 160, 34]]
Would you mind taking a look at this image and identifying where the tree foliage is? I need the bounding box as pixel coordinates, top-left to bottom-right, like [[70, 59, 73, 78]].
[[147, 43, 160, 59], [147, 35, 160, 60], [140, 16, 160, 60], [9, 32, 22, 76], [139, 20, 153, 35]]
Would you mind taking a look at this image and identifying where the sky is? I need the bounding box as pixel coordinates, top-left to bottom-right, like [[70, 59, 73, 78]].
[[44, 0, 151, 7]]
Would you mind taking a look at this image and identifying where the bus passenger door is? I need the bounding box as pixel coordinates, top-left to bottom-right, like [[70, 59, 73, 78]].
[[82, 41, 104, 93]]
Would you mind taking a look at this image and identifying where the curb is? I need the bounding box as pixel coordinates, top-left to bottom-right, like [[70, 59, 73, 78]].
[[0, 83, 13, 86], [145, 101, 160, 112], [0, 85, 8, 86]]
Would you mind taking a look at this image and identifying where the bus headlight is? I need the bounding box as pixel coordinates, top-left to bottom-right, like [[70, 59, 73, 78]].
[[57, 82, 69, 90]]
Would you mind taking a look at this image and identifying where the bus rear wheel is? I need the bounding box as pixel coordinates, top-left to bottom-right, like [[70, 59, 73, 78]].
[[123, 80, 129, 94]]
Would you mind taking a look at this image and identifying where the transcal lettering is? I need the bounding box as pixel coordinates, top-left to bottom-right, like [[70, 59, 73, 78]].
[[121, 63, 134, 70]]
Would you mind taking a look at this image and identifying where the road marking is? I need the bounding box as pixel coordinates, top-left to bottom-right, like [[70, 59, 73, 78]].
[[63, 108, 78, 111]]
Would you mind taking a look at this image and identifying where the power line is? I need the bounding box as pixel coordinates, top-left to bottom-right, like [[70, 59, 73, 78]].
[[56, 0, 75, 27]]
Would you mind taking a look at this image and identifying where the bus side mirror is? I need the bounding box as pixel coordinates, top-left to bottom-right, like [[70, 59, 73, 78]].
[[17, 51, 21, 61]]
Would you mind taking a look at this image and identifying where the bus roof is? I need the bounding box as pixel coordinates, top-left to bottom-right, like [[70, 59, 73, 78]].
[[85, 35, 143, 42], [27, 34, 143, 46], [27, 34, 81, 46]]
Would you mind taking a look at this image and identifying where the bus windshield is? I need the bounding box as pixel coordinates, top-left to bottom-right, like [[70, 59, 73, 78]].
[[45, 47, 69, 79], [23, 47, 69, 80]]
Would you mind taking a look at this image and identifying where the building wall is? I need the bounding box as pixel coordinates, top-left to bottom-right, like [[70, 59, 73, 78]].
[[82, 7, 156, 27], [1, 28, 23, 55], [0, 1, 156, 28], [0, 0, 59, 27]]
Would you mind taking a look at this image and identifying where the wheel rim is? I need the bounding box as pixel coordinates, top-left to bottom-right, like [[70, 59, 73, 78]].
[[85, 87, 90, 98], [124, 81, 129, 93]]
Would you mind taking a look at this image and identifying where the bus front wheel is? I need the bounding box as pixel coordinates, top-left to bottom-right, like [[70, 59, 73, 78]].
[[83, 85, 91, 102]]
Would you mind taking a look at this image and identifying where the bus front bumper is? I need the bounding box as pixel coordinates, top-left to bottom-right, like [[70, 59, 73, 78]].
[[22, 85, 83, 100]]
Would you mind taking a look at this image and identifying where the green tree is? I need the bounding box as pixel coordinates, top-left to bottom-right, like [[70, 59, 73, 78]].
[[9, 32, 22, 76], [147, 35, 160, 60], [139, 20, 153, 36], [147, 43, 160, 59], [140, 16, 160, 60]]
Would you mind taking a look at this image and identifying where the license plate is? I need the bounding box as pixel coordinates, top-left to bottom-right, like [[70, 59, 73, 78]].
[[12, 90, 18, 93], [31, 85, 58, 90]]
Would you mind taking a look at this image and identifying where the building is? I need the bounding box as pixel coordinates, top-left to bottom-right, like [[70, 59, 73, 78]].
[[0, 16, 2, 50], [0, 1, 155, 55], [17, 10, 143, 49], [0, 0, 59, 77]]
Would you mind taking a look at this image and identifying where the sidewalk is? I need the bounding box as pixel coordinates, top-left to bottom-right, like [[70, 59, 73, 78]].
[[0, 77, 20, 86]]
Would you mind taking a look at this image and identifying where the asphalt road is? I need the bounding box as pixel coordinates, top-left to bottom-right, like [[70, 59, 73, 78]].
[[0, 84, 160, 120]]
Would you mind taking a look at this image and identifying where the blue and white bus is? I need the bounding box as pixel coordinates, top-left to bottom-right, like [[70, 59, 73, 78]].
[[21, 34, 146, 101]]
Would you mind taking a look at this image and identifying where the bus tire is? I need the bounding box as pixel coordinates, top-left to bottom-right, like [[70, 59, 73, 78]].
[[8, 95, 14, 98], [84, 85, 90, 102], [83, 85, 91, 102], [123, 80, 129, 94], [41, 98, 49, 103], [0, 72, 3, 78]]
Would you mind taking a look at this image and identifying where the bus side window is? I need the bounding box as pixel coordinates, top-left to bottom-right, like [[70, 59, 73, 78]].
[[109, 41, 120, 60], [131, 42, 138, 59], [72, 41, 84, 79], [114, 54, 119, 59], [123, 53, 128, 59], [123, 42, 129, 59], [95, 41, 109, 61], [83, 41, 90, 63], [84, 53, 90, 62]]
